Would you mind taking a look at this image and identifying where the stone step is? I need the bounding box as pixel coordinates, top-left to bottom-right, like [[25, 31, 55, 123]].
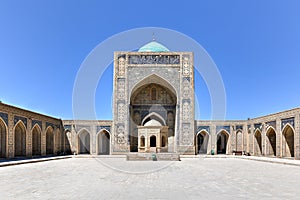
[[126, 153, 180, 161]]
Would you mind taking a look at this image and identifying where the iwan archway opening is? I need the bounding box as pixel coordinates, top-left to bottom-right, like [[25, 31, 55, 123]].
[[78, 129, 90, 154], [130, 76, 177, 153], [217, 130, 229, 154]]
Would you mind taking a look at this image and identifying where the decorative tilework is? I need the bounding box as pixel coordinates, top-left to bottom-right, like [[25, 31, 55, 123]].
[[216, 125, 230, 134], [235, 125, 243, 131], [128, 55, 180, 65], [281, 117, 294, 129], [0, 112, 8, 125], [14, 116, 27, 128], [266, 121, 276, 129], [254, 123, 262, 131], [196, 126, 210, 134], [64, 125, 71, 131], [97, 126, 111, 133], [32, 120, 42, 129], [46, 122, 54, 129]]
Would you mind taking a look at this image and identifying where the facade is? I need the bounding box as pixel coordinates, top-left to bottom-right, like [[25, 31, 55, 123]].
[[0, 41, 299, 159], [0, 102, 68, 158]]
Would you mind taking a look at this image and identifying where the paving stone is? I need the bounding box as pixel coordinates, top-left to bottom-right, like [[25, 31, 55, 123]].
[[0, 157, 299, 199]]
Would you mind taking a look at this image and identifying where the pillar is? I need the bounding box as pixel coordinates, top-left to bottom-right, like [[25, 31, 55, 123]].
[[230, 125, 234, 154], [211, 124, 216, 154], [262, 122, 266, 156], [7, 113, 14, 158], [26, 118, 32, 157], [276, 118, 281, 157], [295, 114, 300, 159], [250, 124, 254, 155]]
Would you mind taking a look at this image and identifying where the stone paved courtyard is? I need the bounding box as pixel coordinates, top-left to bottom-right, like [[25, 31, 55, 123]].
[[0, 157, 300, 199]]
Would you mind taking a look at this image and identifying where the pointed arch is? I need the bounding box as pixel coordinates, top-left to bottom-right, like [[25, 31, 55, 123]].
[[14, 120, 27, 157], [31, 124, 41, 156], [196, 130, 209, 154], [130, 73, 178, 100], [129, 74, 177, 153], [266, 126, 276, 156], [282, 123, 294, 157], [78, 128, 90, 154], [140, 135, 146, 147], [46, 126, 54, 155], [64, 130, 71, 154], [97, 129, 110, 155], [141, 112, 166, 126], [236, 130, 243, 152], [217, 130, 229, 154], [254, 129, 262, 155], [0, 118, 7, 158]]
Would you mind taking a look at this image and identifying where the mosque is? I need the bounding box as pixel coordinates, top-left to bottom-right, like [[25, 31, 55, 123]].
[[0, 41, 299, 160]]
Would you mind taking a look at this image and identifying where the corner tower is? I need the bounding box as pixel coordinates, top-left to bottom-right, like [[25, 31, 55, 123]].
[[112, 41, 195, 154]]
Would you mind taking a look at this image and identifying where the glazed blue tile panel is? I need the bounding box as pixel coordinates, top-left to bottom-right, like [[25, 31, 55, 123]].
[[14, 116, 27, 128], [254, 123, 262, 131], [216, 126, 230, 133], [266, 121, 276, 129], [64, 125, 71, 131], [196, 126, 210, 134], [97, 126, 111, 133], [46, 122, 54, 129], [32, 120, 42, 129], [281, 117, 294, 129], [0, 112, 8, 125]]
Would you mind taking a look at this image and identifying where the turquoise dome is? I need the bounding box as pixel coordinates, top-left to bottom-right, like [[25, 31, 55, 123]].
[[138, 41, 169, 52]]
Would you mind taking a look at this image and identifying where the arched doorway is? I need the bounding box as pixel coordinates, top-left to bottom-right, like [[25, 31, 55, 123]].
[[266, 127, 276, 156], [140, 136, 145, 147], [14, 122, 26, 157], [236, 131, 243, 151], [196, 131, 209, 154], [150, 135, 156, 147], [0, 119, 7, 158], [32, 125, 41, 156], [217, 131, 229, 154], [46, 127, 54, 155], [78, 130, 90, 154], [98, 130, 110, 155], [282, 124, 294, 157], [64, 130, 71, 154], [254, 130, 262, 155]]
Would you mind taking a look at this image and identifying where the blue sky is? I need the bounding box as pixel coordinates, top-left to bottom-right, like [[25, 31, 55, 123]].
[[0, 0, 299, 120]]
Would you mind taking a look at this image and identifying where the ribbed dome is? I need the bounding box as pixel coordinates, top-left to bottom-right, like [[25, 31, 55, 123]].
[[138, 41, 169, 52]]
